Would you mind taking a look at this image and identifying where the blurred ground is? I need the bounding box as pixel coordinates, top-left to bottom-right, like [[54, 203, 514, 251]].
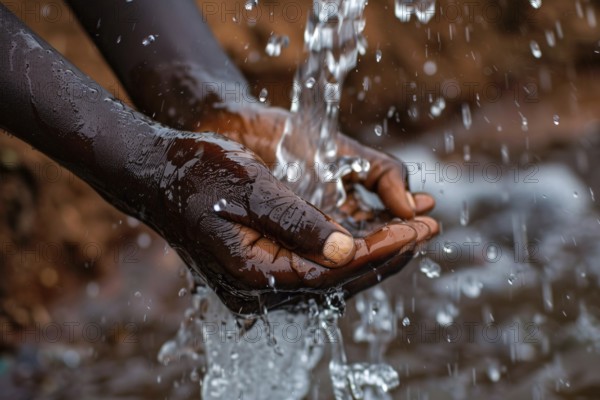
[[1, 0, 600, 399]]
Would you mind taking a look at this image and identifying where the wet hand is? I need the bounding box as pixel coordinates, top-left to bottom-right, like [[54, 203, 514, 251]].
[[198, 104, 436, 221], [152, 132, 437, 313]]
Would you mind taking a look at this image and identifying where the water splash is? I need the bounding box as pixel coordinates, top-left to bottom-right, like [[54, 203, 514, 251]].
[[530, 40, 542, 58], [265, 34, 289, 57], [159, 286, 325, 399], [142, 34, 158, 46], [159, 287, 399, 399], [529, 0, 542, 9], [274, 0, 370, 212]]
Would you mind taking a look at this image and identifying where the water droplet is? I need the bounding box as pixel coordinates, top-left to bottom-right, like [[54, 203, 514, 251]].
[[443, 242, 454, 254], [501, 144, 510, 164], [529, 0, 542, 9], [430, 97, 446, 117], [545, 30, 556, 47], [423, 60, 437, 75], [444, 131, 455, 153], [387, 106, 396, 118], [156, 375, 162, 384], [142, 34, 158, 46], [374, 125, 383, 136], [530, 40, 542, 58], [134, 291, 142, 298], [462, 276, 482, 298], [268, 275, 276, 288], [305, 77, 316, 88], [116, 35, 121, 44], [178, 288, 187, 297], [508, 273, 516, 285], [463, 144, 471, 161], [486, 245, 498, 260], [245, 0, 257, 11], [190, 369, 200, 382], [419, 257, 441, 278], [460, 200, 469, 226], [461, 103, 472, 130], [213, 199, 227, 212], [265, 34, 289, 57], [573, 191, 579, 199], [402, 317, 410, 326], [553, 114, 560, 125], [375, 49, 382, 62], [487, 364, 501, 382], [436, 309, 454, 325], [259, 88, 268, 103], [521, 115, 529, 132]]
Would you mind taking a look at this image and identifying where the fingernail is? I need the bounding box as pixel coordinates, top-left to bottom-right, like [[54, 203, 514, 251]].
[[408, 220, 431, 241], [415, 216, 440, 236], [406, 192, 416, 210], [323, 232, 355, 265]]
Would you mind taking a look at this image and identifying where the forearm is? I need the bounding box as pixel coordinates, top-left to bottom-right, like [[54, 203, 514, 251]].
[[0, 4, 172, 222], [65, 0, 251, 130]]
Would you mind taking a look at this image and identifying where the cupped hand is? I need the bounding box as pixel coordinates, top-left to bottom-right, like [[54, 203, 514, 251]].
[[150, 132, 437, 314], [198, 104, 436, 221]]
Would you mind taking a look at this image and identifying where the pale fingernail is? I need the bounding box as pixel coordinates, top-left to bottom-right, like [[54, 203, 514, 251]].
[[323, 232, 355, 265], [406, 192, 416, 210]]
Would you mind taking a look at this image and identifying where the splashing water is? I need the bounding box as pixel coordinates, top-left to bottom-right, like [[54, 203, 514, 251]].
[[159, 287, 324, 399], [159, 287, 399, 399], [274, 0, 370, 212]]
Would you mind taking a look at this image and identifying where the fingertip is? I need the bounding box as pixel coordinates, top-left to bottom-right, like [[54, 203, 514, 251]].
[[387, 223, 418, 245], [379, 174, 416, 219], [414, 193, 435, 214], [415, 216, 440, 237], [406, 220, 432, 242], [352, 223, 417, 263]]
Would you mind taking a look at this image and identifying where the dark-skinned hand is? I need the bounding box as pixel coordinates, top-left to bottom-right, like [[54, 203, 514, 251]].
[[152, 104, 439, 313]]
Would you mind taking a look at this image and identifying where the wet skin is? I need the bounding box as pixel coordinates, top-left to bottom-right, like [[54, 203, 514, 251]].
[[0, 3, 439, 314]]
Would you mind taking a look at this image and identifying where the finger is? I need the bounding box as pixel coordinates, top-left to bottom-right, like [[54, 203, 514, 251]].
[[275, 223, 417, 288], [413, 216, 440, 237], [346, 223, 417, 268], [343, 217, 439, 298], [376, 166, 416, 219], [342, 247, 415, 298], [307, 223, 417, 290], [336, 135, 416, 219], [217, 176, 356, 268], [414, 193, 435, 214]]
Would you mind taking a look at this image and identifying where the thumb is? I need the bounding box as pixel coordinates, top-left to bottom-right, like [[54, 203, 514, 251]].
[[216, 177, 356, 268]]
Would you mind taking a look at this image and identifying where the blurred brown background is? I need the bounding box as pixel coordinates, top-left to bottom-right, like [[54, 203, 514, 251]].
[[1, 0, 600, 398]]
